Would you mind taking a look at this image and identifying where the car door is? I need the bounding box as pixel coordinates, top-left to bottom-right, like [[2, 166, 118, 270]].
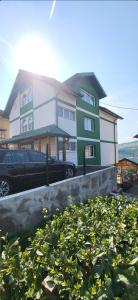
[[27, 151, 47, 187], [47, 158, 65, 183], [2, 150, 26, 191]]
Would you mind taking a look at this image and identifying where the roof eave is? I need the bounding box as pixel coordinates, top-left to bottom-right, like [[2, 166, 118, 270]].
[[99, 106, 123, 120], [64, 72, 107, 99]]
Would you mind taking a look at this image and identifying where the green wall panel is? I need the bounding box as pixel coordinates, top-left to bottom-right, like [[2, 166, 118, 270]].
[[77, 140, 101, 165], [72, 78, 99, 115], [77, 110, 100, 139], [20, 101, 33, 115]]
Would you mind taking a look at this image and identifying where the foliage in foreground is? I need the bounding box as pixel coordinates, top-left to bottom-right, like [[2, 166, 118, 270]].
[[0, 196, 138, 300]]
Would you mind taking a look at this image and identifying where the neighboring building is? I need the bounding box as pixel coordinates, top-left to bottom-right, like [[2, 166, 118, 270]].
[[99, 106, 122, 165], [116, 158, 138, 173], [0, 70, 123, 165], [0, 109, 9, 142]]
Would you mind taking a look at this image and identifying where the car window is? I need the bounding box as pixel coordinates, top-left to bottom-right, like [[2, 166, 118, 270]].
[[30, 151, 46, 162], [14, 151, 29, 163], [3, 151, 15, 163], [0, 151, 5, 163]]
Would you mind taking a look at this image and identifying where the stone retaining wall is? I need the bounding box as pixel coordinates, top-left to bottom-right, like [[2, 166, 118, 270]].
[[0, 166, 117, 236]]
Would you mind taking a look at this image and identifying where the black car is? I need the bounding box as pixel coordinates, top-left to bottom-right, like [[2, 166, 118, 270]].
[[0, 149, 76, 197]]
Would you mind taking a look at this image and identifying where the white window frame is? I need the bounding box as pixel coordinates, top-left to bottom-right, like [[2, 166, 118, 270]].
[[85, 145, 95, 158], [58, 106, 75, 121], [84, 117, 95, 132], [66, 142, 76, 151], [20, 114, 33, 133], [80, 89, 95, 106], [21, 87, 33, 108]]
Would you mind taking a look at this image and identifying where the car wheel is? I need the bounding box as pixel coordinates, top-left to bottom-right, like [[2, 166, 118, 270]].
[[0, 178, 11, 197], [65, 167, 74, 179]]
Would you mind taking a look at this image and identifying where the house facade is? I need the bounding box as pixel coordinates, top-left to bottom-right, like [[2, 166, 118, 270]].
[[116, 158, 138, 173], [1, 70, 122, 166]]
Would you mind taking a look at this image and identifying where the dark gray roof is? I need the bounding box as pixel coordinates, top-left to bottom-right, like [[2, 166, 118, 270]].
[[99, 106, 123, 120], [0, 124, 70, 145], [64, 72, 107, 100]]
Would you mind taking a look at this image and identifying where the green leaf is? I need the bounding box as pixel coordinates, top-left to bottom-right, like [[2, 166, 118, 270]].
[[129, 256, 138, 266], [117, 274, 130, 286], [36, 250, 43, 256]]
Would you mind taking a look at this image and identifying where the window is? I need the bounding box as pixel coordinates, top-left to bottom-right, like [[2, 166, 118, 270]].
[[30, 151, 46, 162], [14, 151, 29, 163], [58, 107, 63, 117], [80, 89, 95, 106], [64, 109, 70, 119], [70, 111, 75, 121], [21, 87, 33, 107], [20, 114, 33, 133], [3, 151, 15, 163], [85, 145, 95, 158], [84, 117, 95, 131], [66, 142, 76, 151], [0, 129, 6, 140], [58, 141, 63, 151], [58, 106, 75, 121]]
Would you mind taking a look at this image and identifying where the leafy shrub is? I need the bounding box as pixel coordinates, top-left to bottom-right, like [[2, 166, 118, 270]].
[[0, 196, 138, 300]]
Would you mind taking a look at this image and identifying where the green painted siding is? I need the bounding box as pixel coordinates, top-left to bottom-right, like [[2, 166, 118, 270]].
[[20, 101, 33, 115], [72, 78, 99, 115], [77, 110, 100, 139], [77, 140, 101, 165]]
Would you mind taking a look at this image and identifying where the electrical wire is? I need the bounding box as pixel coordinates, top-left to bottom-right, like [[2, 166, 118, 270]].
[[100, 102, 138, 111]]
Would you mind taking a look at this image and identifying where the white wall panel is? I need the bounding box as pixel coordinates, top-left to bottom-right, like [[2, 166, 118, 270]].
[[58, 90, 76, 106], [100, 119, 115, 142], [34, 100, 56, 129], [10, 93, 20, 121], [58, 117, 76, 136], [33, 79, 55, 107], [10, 119, 20, 137], [101, 142, 115, 165]]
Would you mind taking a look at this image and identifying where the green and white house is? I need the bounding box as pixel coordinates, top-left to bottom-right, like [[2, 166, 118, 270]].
[[1, 70, 123, 166]]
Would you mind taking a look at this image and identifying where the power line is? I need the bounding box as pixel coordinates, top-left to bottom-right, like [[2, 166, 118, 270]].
[[100, 102, 138, 111]]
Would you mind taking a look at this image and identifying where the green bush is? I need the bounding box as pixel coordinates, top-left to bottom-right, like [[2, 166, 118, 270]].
[[0, 196, 138, 300]]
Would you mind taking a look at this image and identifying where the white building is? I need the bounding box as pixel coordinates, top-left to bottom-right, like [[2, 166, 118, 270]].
[[1, 70, 123, 166]]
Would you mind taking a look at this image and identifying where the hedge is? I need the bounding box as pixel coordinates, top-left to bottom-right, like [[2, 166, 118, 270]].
[[0, 195, 138, 300]]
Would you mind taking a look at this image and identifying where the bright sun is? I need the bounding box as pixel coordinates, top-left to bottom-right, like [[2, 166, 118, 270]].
[[15, 35, 58, 77]]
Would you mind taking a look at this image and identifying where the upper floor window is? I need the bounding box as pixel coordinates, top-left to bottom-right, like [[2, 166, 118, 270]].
[[21, 87, 33, 108], [0, 129, 6, 140], [20, 114, 33, 133], [80, 89, 95, 106], [84, 117, 95, 132], [58, 106, 75, 121], [85, 145, 96, 158]]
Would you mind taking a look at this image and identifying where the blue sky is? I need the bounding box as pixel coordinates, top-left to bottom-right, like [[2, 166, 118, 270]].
[[0, 0, 138, 143]]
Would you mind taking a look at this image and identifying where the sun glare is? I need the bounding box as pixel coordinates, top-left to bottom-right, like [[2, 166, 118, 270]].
[[15, 35, 58, 77]]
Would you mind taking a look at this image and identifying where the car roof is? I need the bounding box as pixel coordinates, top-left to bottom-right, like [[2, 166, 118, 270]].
[[0, 148, 45, 153]]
